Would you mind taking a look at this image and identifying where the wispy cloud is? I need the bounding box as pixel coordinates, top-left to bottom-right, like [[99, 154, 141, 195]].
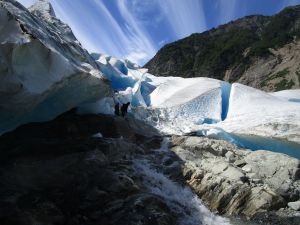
[[48, 1, 136, 64], [284, 0, 300, 6], [17, 0, 300, 66], [156, 0, 207, 38], [126, 51, 149, 64], [158, 39, 168, 47], [53, 0, 208, 64], [115, 0, 157, 64], [52, 0, 157, 65], [124, 0, 164, 28], [16, 0, 207, 65], [215, 0, 240, 24]]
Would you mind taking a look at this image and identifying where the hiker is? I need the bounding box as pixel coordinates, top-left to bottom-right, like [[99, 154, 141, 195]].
[[113, 90, 120, 116], [121, 102, 130, 117], [114, 102, 120, 116]]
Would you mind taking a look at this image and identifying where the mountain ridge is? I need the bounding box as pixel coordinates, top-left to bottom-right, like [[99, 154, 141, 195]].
[[145, 5, 300, 91], [1, 1, 300, 224]]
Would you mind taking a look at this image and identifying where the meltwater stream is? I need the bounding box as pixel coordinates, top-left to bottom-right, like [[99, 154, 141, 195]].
[[133, 138, 231, 225], [199, 128, 300, 159], [134, 160, 230, 225]]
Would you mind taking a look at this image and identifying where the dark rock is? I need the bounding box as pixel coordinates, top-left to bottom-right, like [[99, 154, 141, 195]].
[[0, 112, 176, 225], [293, 168, 300, 180]]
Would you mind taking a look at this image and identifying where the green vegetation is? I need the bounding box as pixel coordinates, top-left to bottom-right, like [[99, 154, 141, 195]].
[[296, 71, 300, 82], [260, 68, 295, 91], [249, 8, 300, 57], [180, 27, 259, 79], [198, 28, 257, 68], [146, 5, 300, 90], [260, 68, 290, 88], [270, 68, 290, 79], [275, 78, 295, 91]]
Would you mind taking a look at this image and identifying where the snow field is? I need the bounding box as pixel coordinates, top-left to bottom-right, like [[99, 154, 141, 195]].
[[87, 54, 300, 157]]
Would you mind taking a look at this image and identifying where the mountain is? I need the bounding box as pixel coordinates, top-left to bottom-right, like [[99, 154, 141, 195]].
[[145, 5, 300, 92], [1, 1, 300, 224], [28, 0, 56, 18]]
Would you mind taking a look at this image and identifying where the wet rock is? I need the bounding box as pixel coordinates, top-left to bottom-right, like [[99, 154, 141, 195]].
[[288, 201, 300, 211], [0, 112, 177, 225], [1, 109, 298, 224], [293, 167, 300, 180], [234, 159, 247, 167], [102, 194, 178, 225], [170, 135, 300, 220], [225, 151, 235, 162]]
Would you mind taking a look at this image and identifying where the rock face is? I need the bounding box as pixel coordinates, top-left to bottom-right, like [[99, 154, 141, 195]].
[[1, 1, 299, 225], [0, 0, 111, 134], [288, 201, 300, 211], [0, 111, 231, 225], [145, 5, 300, 91], [170, 135, 300, 222], [0, 110, 299, 224], [0, 111, 176, 225], [28, 0, 56, 19]]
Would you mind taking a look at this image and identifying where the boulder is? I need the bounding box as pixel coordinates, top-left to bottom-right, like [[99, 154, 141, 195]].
[[170, 135, 300, 219], [0, 112, 176, 225], [288, 201, 300, 211]]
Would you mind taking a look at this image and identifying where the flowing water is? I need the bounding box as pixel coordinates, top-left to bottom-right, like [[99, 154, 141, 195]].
[[134, 160, 231, 225], [133, 138, 231, 225], [199, 128, 300, 159]]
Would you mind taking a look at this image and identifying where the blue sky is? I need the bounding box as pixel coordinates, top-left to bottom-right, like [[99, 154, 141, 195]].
[[18, 0, 300, 65]]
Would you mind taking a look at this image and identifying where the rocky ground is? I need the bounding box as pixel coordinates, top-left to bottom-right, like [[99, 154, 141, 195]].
[[0, 110, 176, 225], [0, 110, 299, 225], [170, 135, 300, 224]]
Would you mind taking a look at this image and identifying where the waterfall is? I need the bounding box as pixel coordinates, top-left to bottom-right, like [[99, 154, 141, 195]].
[[133, 138, 231, 225]]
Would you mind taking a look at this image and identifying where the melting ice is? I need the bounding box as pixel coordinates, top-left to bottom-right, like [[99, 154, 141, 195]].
[[80, 54, 300, 158]]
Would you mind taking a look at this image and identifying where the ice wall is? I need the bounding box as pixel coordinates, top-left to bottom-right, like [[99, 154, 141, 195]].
[[0, 0, 111, 134]]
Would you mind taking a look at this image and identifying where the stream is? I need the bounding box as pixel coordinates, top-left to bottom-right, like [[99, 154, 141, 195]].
[[133, 138, 231, 225]]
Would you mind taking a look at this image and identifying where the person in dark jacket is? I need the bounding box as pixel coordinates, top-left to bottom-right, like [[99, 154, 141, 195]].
[[114, 102, 120, 116], [113, 90, 120, 116], [121, 102, 130, 117]]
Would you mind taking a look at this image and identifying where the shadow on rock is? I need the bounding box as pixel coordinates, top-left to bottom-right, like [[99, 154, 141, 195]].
[[0, 110, 178, 225]]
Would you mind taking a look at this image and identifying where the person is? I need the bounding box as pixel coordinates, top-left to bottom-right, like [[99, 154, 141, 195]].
[[114, 102, 120, 116], [121, 102, 130, 117], [113, 90, 120, 116]]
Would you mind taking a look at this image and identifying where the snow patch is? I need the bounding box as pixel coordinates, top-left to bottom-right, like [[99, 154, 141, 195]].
[[29, 0, 56, 19], [219, 84, 300, 143], [271, 89, 300, 103], [92, 132, 103, 138]]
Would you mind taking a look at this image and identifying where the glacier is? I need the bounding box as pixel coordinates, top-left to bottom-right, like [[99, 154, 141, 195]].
[[218, 83, 300, 143], [0, 0, 111, 134], [1, 0, 299, 158], [1, 1, 299, 224], [84, 53, 300, 158], [270, 89, 300, 103]]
